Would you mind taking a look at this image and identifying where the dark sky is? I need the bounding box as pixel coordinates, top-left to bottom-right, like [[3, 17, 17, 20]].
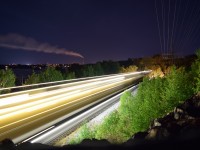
[[0, 0, 200, 64]]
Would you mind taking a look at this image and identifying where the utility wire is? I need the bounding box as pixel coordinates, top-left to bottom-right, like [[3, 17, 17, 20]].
[[171, 0, 181, 52], [178, 0, 195, 51], [167, 0, 171, 55], [181, 0, 200, 51], [161, 0, 166, 55], [176, 0, 190, 51], [155, 0, 163, 55], [170, 0, 177, 55]]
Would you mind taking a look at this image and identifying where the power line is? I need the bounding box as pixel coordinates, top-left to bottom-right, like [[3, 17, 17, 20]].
[[155, 0, 163, 55], [161, 0, 166, 55], [170, 0, 177, 54], [154, 0, 200, 57], [167, 0, 171, 55]]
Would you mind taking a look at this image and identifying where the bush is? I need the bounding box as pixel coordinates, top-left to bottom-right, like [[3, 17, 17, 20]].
[[65, 72, 75, 80], [163, 66, 193, 111], [120, 65, 138, 73], [69, 124, 95, 145], [25, 67, 64, 84], [0, 68, 16, 88], [0, 68, 16, 94], [25, 71, 40, 85], [95, 110, 123, 143], [39, 67, 63, 82], [191, 49, 200, 94]]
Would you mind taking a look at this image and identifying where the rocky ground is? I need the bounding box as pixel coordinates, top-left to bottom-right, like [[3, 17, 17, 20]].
[[1, 94, 200, 150], [127, 94, 200, 144]]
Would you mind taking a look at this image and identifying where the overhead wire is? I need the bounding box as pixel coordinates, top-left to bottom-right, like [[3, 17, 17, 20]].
[[175, 0, 190, 51], [155, 0, 163, 55], [161, 0, 166, 55], [181, 0, 200, 51], [154, 0, 200, 57], [169, 0, 177, 54], [166, 0, 171, 55], [178, 0, 196, 51], [171, 0, 181, 52]]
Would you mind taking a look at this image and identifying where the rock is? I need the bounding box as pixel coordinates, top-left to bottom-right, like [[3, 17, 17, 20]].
[[79, 139, 110, 146], [145, 127, 170, 140], [133, 132, 148, 139], [179, 96, 200, 117], [153, 119, 161, 127], [174, 112, 179, 120], [173, 107, 185, 120]]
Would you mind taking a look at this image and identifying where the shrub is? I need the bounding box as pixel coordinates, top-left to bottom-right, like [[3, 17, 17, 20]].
[[120, 65, 138, 73], [0, 68, 16, 94], [0, 68, 16, 88], [163, 66, 193, 111], [65, 72, 75, 80], [95, 110, 122, 143], [79, 124, 95, 140], [39, 67, 63, 83], [25, 71, 40, 84], [191, 49, 200, 94]]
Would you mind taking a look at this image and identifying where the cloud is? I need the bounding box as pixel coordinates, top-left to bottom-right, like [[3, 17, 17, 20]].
[[0, 33, 84, 58]]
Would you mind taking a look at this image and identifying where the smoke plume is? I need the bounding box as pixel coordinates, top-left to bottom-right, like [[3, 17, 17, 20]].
[[0, 33, 84, 58]]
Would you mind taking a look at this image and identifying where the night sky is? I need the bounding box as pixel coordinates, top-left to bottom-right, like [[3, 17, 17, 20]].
[[0, 0, 200, 64]]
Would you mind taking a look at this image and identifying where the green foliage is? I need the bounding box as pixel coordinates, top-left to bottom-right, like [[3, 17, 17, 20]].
[[191, 49, 200, 93], [93, 62, 104, 76], [163, 66, 193, 111], [79, 124, 95, 140], [25, 71, 40, 84], [146, 65, 164, 78], [25, 67, 64, 85], [94, 66, 193, 143], [120, 65, 138, 73], [39, 67, 63, 83], [82, 65, 95, 77], [101, 61, 121, 74], [69, 124, 96, 145], [0, 68, 16, 88], [95, 110, 124, 143], [65, 72, 75, 80]]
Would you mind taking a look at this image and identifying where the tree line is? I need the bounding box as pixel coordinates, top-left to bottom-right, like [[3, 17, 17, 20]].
[[0, 54, 197, 89], [0, 60, 139, 89]]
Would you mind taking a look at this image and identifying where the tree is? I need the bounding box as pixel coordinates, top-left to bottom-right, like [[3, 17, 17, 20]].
[[39, 67, 63, 83], [82, 65, 95, 77], [93, 62, 104, 76], [25, 71, 40, 85], [120, 65, 138, 73], [0, 68, 16, 93], [191, 49, 200, 94], [146, 65, 164, 78], [65, 72, 75, 80], [101, 61, 120, 74], [163, 66, 193, 111], [0, 68, 16, 88]]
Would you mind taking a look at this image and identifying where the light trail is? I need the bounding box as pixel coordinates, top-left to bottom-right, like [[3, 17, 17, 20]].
[[0, 76, 124, 109], [0, 77, 127, 126], [0, 71, 141, 96], [30, 85, 139, 144], [0, 71, 150, 143], [0, 77, 124, 116]]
